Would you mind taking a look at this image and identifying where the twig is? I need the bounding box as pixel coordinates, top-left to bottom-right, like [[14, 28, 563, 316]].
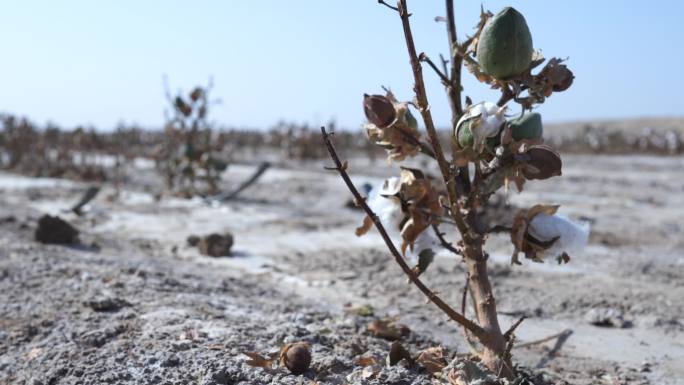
[[497, 83, 515, 107], [515, 329, 573, 349], [396, 0, 471, 242], [208, 162, 270, 202], [488, 225, 512, 234], [419, 53, 451, 86], [504, 317, 525, 340], [444, 0, 471, 196], [377, 0, 401, 13], [431, 224, 461, 255], [459, 271, 480, 355], [439, 54, 449, 76], [69, 186, 100, 215], [445, 0, 463, 119], [321, 126, 486, 339]]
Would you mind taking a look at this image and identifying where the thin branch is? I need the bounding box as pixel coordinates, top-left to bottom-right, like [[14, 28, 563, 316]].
[[396, 0, 471, 242], [460, 271, 480, 355], [321, 126, 486, 339], [439, 54, 449, 77], [208, 162, 270, 202], [503, 317, 525, 340], [461, 272, 469, 316], [445, 0, 463, 119], [488, 225, 512, 234], [497, 83, 515, 107], [515, 329, 573, 349], [419, 53, 451, 86], [431, 224, 461, 255], [377, 0, 401, 13], [444, 0, 471, 196]]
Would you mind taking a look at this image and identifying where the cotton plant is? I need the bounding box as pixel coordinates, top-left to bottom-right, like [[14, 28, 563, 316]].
[[155, 80, 228, 197], [321, 1, 587, 380]]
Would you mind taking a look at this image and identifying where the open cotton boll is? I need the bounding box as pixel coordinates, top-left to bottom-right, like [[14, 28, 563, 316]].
[[468, 101, 507, 139], [366, 179, 439, 263], [367, 177, 403, 233], [528, 213, 590, 258]]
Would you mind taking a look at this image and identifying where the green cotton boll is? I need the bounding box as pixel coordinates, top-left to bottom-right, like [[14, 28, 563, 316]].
[[457, 119, 475, 149], [476, 7, 533, 79], [404, 108, 418, 130], [510, 112, 543, 141]]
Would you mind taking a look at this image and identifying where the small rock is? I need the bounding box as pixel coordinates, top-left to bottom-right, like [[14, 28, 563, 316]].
[[0, 215, 17, 224], [584, 307, 631, 328], [84, 296, 131, 312], [197, 233, 234, 257], [187, 235, 201, 247], [35, 215, 79, 244], [160, 353, 181, 367]]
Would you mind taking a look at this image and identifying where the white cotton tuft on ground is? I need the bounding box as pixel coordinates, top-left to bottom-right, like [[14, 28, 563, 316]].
[[366, 179, 438, 264], [528, 213, 590, 258]]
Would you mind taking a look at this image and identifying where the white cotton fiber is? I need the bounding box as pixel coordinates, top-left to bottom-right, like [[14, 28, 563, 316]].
[[366, 179, 438, 263], [528, 213, 590, 258], [367, 177, 403, 233]]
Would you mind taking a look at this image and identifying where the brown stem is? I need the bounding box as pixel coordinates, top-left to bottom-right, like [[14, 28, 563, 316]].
[[465, 245, 513, 378], [321, 126, 486, 339], [460, 271, 480, 354], [444, 0, 471, 196], [396, 0, 470, 242], [445, 0, 463, 121]]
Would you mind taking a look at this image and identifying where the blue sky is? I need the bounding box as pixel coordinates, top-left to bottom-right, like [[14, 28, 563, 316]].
[[0, 1, 682, 131]]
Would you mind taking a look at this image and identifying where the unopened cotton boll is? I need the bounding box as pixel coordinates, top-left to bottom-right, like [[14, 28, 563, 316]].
[[528, 213, 590, 258]]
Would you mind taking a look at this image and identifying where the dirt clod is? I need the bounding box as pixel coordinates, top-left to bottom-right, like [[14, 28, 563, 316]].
[[84, 296, 131, 312], [197, 233, 234, 257], [34, 215, 79, 244], [187, 235, 201, 247]]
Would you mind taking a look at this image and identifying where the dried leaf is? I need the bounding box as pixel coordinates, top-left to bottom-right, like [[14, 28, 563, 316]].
[[387, 341, 412, 366], [354, 356, 378, 367], [364, 94, 396, 128], [243, 351, 278, 369], [412, 248, 435, 276], [557, 252, 571, 264], [361, 365, 381, 379], [367, 317, 410, 341], [416, 346, 447, 375], [510, 204, 562, 263], [355, 215, 374, 237], [452, 146, 479, 167], [346, 303, 375, 317], [521, 145, 562, 180], [364, 91, 422, 163]]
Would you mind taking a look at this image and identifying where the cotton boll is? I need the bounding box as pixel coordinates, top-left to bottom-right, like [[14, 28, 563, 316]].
[[367, 177, 403, 233], [366, 179, 439, 264], [455, 101, 507, 151], [406, 231, 439, 265], [528, 213, 590, 258], [478, 102, 507, 139]]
